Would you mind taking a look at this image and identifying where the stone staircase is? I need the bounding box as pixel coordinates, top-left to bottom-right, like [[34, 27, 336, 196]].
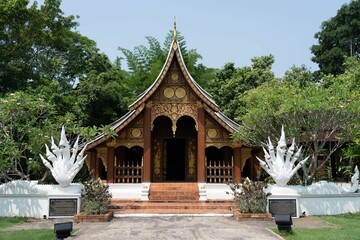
[[149, 183, 199, 201], [110, 183, 235, 215]]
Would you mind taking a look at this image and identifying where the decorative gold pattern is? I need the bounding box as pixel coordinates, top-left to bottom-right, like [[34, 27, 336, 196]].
[[163, 87, 175, 98], [106, 140, 116, 147], [153, 139, 161, 178], [173, 41, 178, 51], [207, 129, 218, 138], [131, 128, 142, 138], [98, 155, 107, 171], [171, 72, 179, 82], [241, 148, 252, 170], [187, 138, 196, 179], [175, 87, 186, 98], [151, 103, 199, 132]]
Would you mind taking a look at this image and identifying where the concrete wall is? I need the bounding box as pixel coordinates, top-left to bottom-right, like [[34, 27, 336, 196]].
[[300, 194, 360, 215], [0, 181, 82, 219]]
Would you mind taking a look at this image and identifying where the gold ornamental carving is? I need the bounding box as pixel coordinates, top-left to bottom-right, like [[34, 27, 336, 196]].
[[164, 87, 175, 98], [171, 72, 179, 82], [153, 139, 161, 177], [207, 129, 218, 138], [106, 140, 117, 147], [151, 103, 199, 134], [175, 87, 186, 98], [187, 139, 196, 179], [131, 128, 142, 138]]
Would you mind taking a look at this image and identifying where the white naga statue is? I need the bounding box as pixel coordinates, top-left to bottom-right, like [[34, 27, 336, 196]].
[[40, 127, 87, 187], [350, 165, 359, 193], [257, 126, 309, 187]]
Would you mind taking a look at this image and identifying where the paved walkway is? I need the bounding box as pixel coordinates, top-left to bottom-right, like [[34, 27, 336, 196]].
[[4, 215, 335, 240]]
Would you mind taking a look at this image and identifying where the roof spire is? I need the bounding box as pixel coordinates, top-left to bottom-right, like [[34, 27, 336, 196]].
[[173, 16, 177, 40]]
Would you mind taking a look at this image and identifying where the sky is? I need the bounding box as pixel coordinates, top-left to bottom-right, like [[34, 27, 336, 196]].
[[53, 0, 351, 77]]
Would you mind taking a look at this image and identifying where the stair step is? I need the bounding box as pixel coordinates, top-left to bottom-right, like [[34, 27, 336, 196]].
[[149, 183, 200, 201], [110, 200, 235, 215]]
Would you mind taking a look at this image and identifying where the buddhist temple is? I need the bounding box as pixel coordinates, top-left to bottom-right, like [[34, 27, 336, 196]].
[[84, 22, 259, 200]]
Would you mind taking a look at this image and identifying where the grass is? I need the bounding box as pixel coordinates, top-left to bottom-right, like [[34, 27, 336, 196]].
[[0, 217, 54, 240], [0, 217, 26, 229], [0, 229, 54, 240], [274, 213, 360, 240]]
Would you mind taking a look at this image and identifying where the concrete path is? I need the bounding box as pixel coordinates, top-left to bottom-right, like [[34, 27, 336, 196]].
[[4, 215, 334, 240], [72, 216, 281, 240]]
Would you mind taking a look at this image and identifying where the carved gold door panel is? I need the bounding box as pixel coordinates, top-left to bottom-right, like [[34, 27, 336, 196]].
[[152, 137, 197, 182]]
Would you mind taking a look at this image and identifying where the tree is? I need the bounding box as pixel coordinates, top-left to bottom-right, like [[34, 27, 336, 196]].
[[208, 55, 275, 119], [0, 91, 56, 182], [234, 59, 360, 183], [282, 65, 317, 88], [311, 0, 360, 76], [118, 31, 204, 96], [75, 54, 131, 126], [0, 0, 99, 94]]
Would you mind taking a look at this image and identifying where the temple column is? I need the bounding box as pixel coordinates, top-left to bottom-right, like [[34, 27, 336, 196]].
[[88, 151, 97, 177], [197, 105, 206, 182], [233, 145, 242, 183], [106, 141, 116, 183], [143, 104, 152, 182]]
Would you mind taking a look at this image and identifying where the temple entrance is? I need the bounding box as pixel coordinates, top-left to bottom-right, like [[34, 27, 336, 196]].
[[165, 138, 186, 181], [152, 116, 197, 182]]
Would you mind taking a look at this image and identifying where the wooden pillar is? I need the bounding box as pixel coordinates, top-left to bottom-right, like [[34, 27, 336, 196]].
[[89, 151, 97, 177], [197, 106, 206, 182], [106, 141, 115, 183], [143, 105, 152, 182], [233, 146, 242, 183]]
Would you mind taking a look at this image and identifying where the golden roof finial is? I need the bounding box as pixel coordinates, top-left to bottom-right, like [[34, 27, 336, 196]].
[[173, 16, 177, 40]]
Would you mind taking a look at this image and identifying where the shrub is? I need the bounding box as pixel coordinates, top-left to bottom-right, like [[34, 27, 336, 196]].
[[228, 177, 270, 213], [81, 178, 112, 214]]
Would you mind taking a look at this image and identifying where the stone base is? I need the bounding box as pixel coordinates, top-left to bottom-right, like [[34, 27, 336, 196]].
[[232, 209, 272, 221], [74, 212, 113, 223]]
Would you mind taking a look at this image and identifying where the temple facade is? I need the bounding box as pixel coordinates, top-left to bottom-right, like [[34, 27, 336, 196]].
[[84, 28, 259, 191]]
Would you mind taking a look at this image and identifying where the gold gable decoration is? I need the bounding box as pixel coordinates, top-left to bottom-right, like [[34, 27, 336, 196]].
[[151, 103, 199, 135]]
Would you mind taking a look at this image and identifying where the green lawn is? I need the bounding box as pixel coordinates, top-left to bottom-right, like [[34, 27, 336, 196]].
[[0, 217, 54, 240], [274, 213, 360, 240]]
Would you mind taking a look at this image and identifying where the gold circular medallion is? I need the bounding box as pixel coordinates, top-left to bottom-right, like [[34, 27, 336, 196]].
[[171, 73, 179, 82], [207, 129, 218, 138], [164, 87, 174, 98], [175, 87, 186, 98], [131, 128, 141, 138]]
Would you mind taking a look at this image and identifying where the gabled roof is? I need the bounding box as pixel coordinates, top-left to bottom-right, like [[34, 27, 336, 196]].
[[85, 26, 240, 150], [129, 38, 220, 112], [85, 104, 144, 150]]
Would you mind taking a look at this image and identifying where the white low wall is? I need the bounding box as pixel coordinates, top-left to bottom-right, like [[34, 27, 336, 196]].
[[266, 183, 360, 216], [203, 183, 234, 200], [0, 181, 82, 219], [108, 183, 150, 200], [300, 194, 360, 215]]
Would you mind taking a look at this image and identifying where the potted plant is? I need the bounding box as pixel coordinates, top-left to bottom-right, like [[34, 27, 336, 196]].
[[228, 177, 272, 220], [74, 178, 113, 222]]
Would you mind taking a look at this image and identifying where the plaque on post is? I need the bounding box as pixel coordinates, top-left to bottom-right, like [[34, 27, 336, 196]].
[[269, 199, 297, 217], [49, 198, 78, 217]]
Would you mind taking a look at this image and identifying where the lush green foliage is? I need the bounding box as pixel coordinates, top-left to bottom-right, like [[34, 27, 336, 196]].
[[233, 57, 360, 183], [118, 31, 212, 96], [228, 178, 269, 213], [274, 213, 360, 240], [311, 0, 360, 76], [81, 178, 112, 215], [207, 55, 274, 119]]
